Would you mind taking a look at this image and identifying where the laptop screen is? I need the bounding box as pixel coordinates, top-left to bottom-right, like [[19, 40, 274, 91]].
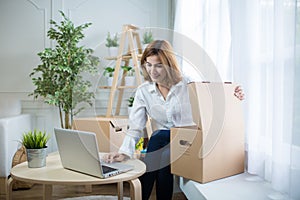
[[54, 128, 104, 178]]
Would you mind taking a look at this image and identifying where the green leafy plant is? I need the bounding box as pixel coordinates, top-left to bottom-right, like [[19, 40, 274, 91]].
[[142, 30, 154, 44], [127, 96, 135, 107], [105, 32, 119, 47], [29, 11, 99, 129], [21, 129, 50, 149], [121, 65, 135, 76], [103, 67, 115, 77]]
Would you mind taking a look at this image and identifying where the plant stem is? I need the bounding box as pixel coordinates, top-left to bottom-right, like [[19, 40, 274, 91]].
[[65, 111, 70, 129], [59, 105, 64, 128]]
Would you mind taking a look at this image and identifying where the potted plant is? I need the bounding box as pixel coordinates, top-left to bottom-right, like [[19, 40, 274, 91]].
[[21, 129, 50, 168], [127, 96, 134, 117], [103, 66, 115, 86], [142, 30, 154, 50], [29, 11, 99, 129], [121, 65, 135, 86], [127, 96, 135, 108], [106, 32, 119, 57]]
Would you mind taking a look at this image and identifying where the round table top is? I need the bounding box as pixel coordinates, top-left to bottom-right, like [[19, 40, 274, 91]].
[[10, 152, 146, 185]]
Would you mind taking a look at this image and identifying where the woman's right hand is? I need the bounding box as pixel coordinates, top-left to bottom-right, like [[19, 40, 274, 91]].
[[103, 152, 129, 163]]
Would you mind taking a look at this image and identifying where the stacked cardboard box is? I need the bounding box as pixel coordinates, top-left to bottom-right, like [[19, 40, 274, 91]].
[[171, 82, 245, 183], [73, 117, 128, 152]]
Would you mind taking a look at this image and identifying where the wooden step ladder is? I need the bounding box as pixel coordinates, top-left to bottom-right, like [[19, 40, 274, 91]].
[[105, 24, 143, 117]]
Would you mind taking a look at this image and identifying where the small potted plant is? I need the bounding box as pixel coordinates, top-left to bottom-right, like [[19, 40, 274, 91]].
[[103, 66, 115, 86], [127, 96, 135, 115], [142, 30, 154, 50], [121, 65, 135, 86], [21, 129, 50, 168], [106, 32, 119, 57], [127, 96, 135, 108]]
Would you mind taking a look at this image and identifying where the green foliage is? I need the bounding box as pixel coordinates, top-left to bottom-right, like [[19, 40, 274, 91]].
[[29, 11, 99, 129], [103, 67, 115, 77], [105, 32, 119, 47], [127, 96, 134, 107], [21, 129, 50, 149], [142, 31, 154, 44], [121, 65, 135, 76]]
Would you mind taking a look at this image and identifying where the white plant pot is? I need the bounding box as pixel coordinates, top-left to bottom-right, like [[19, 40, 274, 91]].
[[143, 44, 149, 51], [108, 47, 119, 57], [125, 76, 136, 86], [107, 77, 114, 86], [128, 107, 132, 116]]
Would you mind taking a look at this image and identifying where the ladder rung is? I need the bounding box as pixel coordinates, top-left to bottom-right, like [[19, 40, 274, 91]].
[[105, 54, 142, 61]]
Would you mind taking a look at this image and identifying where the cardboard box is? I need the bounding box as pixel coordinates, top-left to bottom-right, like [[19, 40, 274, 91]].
[[73, 117, 128, 152], [170, 82, 245, 183]]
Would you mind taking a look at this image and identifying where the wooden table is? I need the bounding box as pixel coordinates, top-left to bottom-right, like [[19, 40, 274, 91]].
[[7, 152, 146, 200]]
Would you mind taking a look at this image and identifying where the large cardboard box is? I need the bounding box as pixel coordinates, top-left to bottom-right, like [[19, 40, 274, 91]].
[[170, 82, 245, 183], [73, 117, 128, 152]]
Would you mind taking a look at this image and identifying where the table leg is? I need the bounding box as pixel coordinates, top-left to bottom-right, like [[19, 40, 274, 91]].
[[128, 179, 142, 200], [6, 177, 15, 200], [117, 182, 124, 200], [43, 184, 52, 200]]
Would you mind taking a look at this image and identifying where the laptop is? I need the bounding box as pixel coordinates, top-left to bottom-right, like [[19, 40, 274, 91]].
[[54, 128, 134, 178]]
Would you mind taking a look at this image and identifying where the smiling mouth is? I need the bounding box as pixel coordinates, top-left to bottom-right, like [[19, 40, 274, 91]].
[[151, 74, 159, 79]]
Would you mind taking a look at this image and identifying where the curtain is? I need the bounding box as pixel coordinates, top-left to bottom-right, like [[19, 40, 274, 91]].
[[174, 0, 300, 199], [173, 0, 232, 82]]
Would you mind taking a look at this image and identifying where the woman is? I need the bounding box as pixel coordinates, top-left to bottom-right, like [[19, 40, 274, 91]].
[[105, 40, 244, 200]]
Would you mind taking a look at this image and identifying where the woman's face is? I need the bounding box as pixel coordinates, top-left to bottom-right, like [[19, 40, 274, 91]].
[[145, 55, 167, 85]]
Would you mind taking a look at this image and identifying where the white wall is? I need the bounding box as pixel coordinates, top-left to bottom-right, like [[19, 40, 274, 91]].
[[0, 0, 173, 152]]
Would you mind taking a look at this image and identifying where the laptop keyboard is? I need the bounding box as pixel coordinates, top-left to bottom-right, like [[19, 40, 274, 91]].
[[102, 165, 117, 174]]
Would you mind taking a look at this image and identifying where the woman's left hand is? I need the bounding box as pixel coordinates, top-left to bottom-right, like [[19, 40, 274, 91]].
[[234, 86, 245, 100]]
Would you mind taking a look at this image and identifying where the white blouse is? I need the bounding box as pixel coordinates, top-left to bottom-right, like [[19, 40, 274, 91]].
[[119, 79, 195, 158]]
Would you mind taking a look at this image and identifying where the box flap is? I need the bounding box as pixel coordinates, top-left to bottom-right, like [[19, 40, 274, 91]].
[[187, 82, 244, 158], [188, 82, 237, 129]]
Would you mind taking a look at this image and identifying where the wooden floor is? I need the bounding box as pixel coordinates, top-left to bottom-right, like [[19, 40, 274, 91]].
[[0, 182, 187, 200]]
